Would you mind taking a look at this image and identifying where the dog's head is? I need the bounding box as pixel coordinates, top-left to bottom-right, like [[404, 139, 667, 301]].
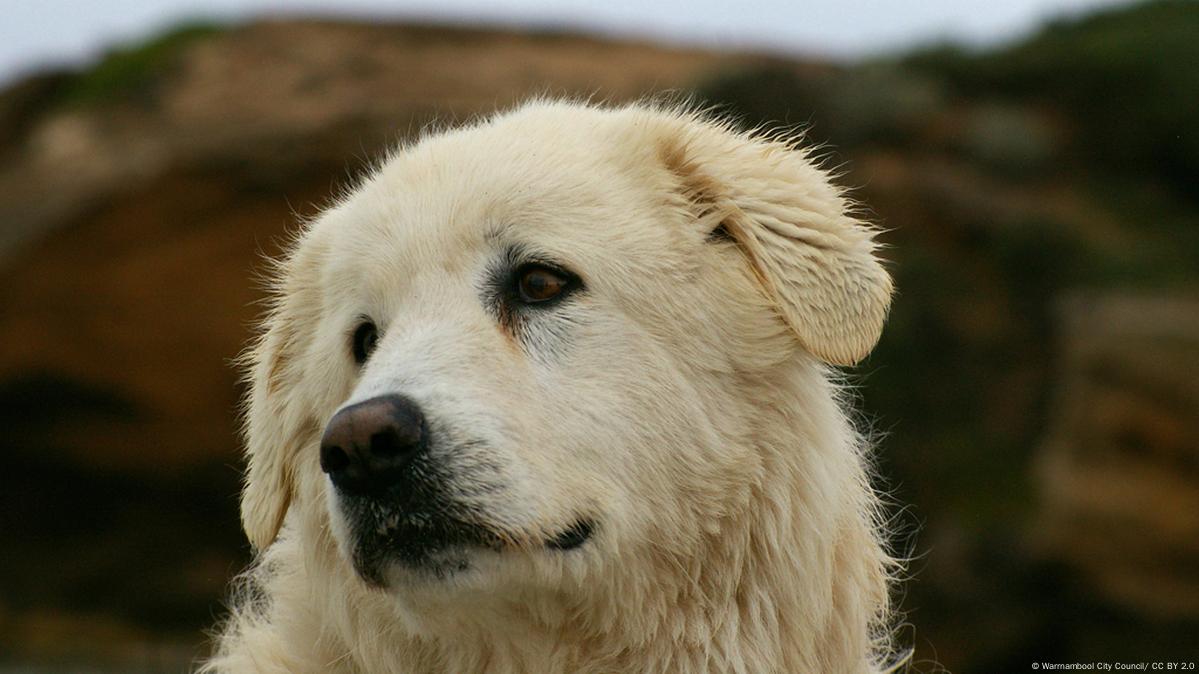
[[239, 101, 891, 599]]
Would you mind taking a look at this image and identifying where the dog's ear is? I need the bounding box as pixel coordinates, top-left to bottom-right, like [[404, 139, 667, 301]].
[[239, 246, 322, 551], [653, 111, 892, 366]]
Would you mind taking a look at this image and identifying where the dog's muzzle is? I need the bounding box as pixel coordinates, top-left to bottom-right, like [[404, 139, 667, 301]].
[[319, 394, 479, 580], [320, 394, 596, 584]]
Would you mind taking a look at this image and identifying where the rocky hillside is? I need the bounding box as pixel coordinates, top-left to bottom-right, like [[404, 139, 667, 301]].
[[0, 20, 762, 670], [2, 3, 1197, 671]]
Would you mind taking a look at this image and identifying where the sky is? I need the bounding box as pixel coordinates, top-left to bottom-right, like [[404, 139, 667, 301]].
[[2, 0, 1126, 87]]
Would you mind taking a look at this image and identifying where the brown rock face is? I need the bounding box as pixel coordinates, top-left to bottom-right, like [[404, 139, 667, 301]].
[[1034, 293, 1199, 618], [0, 21, 752, 666]]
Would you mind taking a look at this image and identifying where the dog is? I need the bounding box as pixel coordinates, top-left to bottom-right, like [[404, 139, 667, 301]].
[[202, 100, 900, 673]]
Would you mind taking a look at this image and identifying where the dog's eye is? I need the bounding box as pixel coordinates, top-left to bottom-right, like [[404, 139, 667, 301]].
[[516, 265, 572, 304], [351, 321, 379, 364]]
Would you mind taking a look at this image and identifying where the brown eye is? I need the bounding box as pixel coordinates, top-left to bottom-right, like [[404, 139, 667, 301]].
[[517, 266, 570, 303], [351, 321, 378, 364]]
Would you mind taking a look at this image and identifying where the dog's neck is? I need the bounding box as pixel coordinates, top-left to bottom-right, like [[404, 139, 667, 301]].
[[299, 360, 892, 673]]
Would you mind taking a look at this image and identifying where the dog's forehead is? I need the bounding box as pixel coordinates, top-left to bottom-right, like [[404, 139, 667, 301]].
[[316, 105, 674, 273]]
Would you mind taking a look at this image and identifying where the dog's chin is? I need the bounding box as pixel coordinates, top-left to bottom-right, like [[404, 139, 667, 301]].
[[344, 519, 500, 587], [338, 510, 597, 590], [362, 543, 483, 588]]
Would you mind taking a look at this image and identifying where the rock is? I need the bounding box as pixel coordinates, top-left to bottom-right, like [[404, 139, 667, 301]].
[[0, 20, 754, 663], [1033, 292, 1199, 618]]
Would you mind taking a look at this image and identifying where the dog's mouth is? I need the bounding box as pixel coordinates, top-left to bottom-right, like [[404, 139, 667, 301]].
[[343, 501, 597, 585], [350, 514, 502, 585]]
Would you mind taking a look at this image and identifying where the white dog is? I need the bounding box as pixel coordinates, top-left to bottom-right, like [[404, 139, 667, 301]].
[[203, 100, 900, 673]]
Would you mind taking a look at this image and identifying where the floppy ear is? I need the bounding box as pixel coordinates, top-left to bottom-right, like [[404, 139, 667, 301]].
[[239, 245, 322, 551], [654, 112, 892, 366]]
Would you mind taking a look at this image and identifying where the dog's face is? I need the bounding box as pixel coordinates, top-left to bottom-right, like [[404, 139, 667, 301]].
[[239, 102, 892, 602]]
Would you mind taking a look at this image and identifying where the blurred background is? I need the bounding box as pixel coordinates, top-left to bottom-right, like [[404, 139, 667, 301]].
[[1, 0, 1196, 671]]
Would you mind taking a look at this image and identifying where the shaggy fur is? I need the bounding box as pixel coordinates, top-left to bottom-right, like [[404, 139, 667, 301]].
[[203, 100, 901, 673]]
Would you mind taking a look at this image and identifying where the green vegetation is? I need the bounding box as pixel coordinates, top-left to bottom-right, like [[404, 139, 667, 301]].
[[54, 21, 226, 108], [697, 62, 944, 148], [905, 0, 1199, 199]]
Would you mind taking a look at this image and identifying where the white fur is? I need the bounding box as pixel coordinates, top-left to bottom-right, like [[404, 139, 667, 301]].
[[203, 100, 901, 673]]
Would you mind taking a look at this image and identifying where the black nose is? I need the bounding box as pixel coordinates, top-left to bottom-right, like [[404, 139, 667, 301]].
[[320, 394, 427, 495]]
